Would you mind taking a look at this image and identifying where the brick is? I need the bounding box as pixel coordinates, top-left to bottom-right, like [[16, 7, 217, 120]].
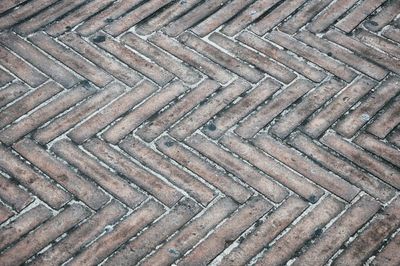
[[0, 204, 90, 265], [0, 46, 47, 87], [156, 136, 252, 203], [372, 233, 400, 266], [84, 138, 182, 207], [295, 31, 388, 81], [140, 197, 237, 266], [290, 133, 396, 203], [0, 0, 29, 14], [0, 173, 32, 212], [210, 32, 296, 84], [334, 197, 400, 265], [0, 203, 12, 224], [120, 136, 215, 206], [14, 0, 86, 35], [51, 139, 146, 208], [104, 0, 173, 36], [186, 134, 288, 203], [178, 196, 272, 265], [0, 0, 57, 30], [0, 204, 51, 250], [0, 145, 71, 209], [336, 0, 386, 33], [13, 138, 109, 210], [236, 31, 325, 82], [179, 32, 263, 83], [203, 78, 280, 139], [221, 0, 280, 36], [389, 129, 400, 148], [30, 200, 127, 266], [279, 0, 332, 34], [271, 79, 344, 139], [46, 0, 115, 36], [0, 85, 94, 145], [304, 76, 376, 138], [367, 95, 400, 138], [356, 29, 400, 59], [266, 31, 357, 82], [0, 82, 28, 108], [0, 68, 14, 87], [75, 0, 143, 36], [254, 133, 360, 202], [149, 32, 232, 84], [93, 34, 173, 86], [137, 79, 220, 142], [336, 76, 400, 138], [293, 195, 380, 266], [321, 131, 400, 190], [221, 196, 309, 266], [68, 81, 155, 144], [0, 33, 80, 88], [254, 196, 344, 266], [34, 82, 125, 144], [235, 79, 312, 139], [355, 133, 400, 168], [66, 200, 164, 266], [326, 30, 400, 75], [170, 78, 250, 140], [104, 198, 201, 266], [250, 0, 307, 35], [164, 0, 229, 37], [135, 0, 202, 35], [103, 80, 187, 144], [192, 0, 254, 37], [121, 33, 201, 84], [29, 32, 113, 87], [364, 0, 400, 31], [0, 81, 62, 129], [220, 134, 324, 202], [59, 33, 141, 87], [307, 0, 358, 33]]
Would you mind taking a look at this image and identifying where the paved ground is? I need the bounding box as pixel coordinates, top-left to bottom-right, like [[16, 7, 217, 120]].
[[0, 0, 399, 265]]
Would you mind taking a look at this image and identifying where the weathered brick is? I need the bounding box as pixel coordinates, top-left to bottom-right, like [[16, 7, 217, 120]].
[[367, 95, 400, 138], [0, 82, 28, 108], [156, 136, 252, 203], [0, 203, 13, 224], [221, 195, 308, 266], [254, 133, 360, 202], [140, 197, 237, 266], [51, 139, 146, 208], [66, 200, 164, 266], [372, 233, 400, 266], [84, 138, 182, 207], [0, 0, 29, 14], [13, 138, 109, 210], [356, 29, 400, 59], [120, 136, 216, 206], [235, 79, 312, 139], [186, 134, 288, 203], [0, 173, 32, 212], [364, 0, 400, 31], [0, 204, 90, 266], [0, 69, 14, 87]]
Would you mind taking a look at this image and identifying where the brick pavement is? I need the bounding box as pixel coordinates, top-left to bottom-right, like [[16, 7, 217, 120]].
[[0, 0, 399, 265]]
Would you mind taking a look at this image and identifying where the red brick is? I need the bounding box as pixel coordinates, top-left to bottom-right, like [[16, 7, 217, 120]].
[[140, 197, 237, 266], [0, 203, 90, 265], [84, 138, 182, 207], [104, 198, 201, 266], [293, 195, 380, 266], [367, 95, 400, 138], [372, 233, 400, 266], [120, 136, 216, 206], [170, 78, 250, 140], [186, 134, 288, 203], [13, 138, 109, 210], [0, 204, 51, 250], [103, 80, 187, 144], [0, 82, 28, 108], [235, 79, 312, 139], [30, 200, 127, 266], [254, 133, 360, 202], [66, 200, 164, 266], [0, 173, 32, 212], [51, 139, 146, 208], [178, 196, 272, 265], [156, 136, 252, 203], [0, 144, 71, 209], [221, 196, 309, 266]]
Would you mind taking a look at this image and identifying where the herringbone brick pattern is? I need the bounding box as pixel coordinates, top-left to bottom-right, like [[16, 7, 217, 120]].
[[0, 0, 399, 265]]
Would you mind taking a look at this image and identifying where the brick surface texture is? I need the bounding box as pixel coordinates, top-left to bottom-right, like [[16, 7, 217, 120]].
[[0, 0, 399, 265]]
